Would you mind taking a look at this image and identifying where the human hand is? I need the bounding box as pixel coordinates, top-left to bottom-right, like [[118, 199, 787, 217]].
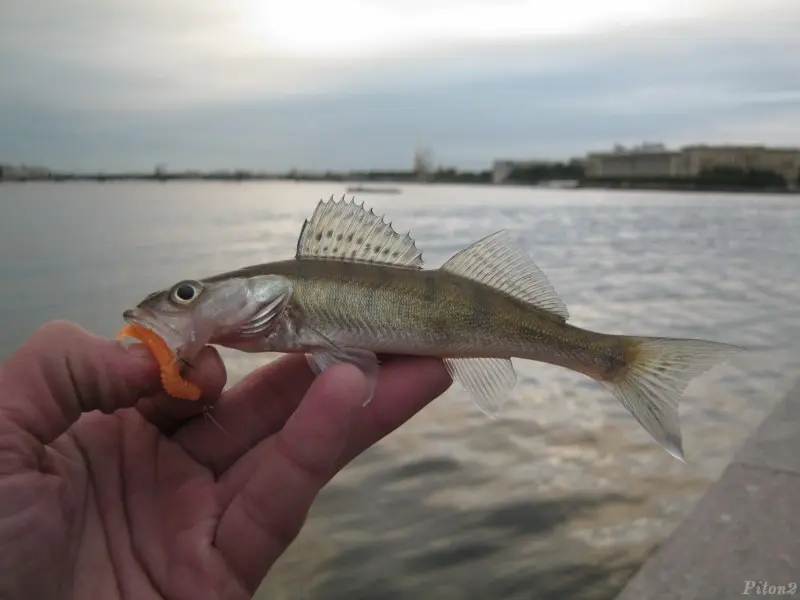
[[0, 321, 451, 600]]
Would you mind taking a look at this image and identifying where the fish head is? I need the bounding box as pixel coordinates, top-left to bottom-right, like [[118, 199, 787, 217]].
[[122, 274, 293, 363]]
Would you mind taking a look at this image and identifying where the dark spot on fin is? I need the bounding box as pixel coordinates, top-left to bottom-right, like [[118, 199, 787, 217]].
[[294, 195, 425, 268]]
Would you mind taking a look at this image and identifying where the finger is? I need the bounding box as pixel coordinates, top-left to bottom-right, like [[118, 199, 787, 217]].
[[337, 356, 451, 466], [135, 346, 227, 435], [213, 356, 450, 516], [0, 321, 228, 445], [174, 354, 438, 476], [173, 354, 315, 474], [0, 321, 163, 444], [214, 363, 367, 593]]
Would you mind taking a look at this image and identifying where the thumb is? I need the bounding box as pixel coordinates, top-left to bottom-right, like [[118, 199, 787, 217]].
[[0, 320, 161, 444]]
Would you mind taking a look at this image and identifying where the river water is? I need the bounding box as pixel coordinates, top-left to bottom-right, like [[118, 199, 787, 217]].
[[1, 181, 798, 599]]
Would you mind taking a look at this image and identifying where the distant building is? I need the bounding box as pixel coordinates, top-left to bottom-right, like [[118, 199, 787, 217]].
[[680, 144, 762, 174], [585, 143, 685, 178], [585, 143, 800, 183], [413, 146, 434, 180], [759, 147, 800, 184], [681, 144, 800, 183], [0, 164, 51, 180]]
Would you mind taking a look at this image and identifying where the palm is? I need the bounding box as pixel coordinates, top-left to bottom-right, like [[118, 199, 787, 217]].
[[39, 414, 227, 600], [0, 322, 451, 600]]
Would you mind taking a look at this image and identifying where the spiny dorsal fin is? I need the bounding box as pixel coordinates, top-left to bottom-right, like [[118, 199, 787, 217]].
[[295, 195, 424, 268], [440, 230, 569, 321]]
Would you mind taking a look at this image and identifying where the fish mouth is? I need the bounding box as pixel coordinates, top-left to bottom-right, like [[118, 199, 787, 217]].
[[122, 307, 187, 354]]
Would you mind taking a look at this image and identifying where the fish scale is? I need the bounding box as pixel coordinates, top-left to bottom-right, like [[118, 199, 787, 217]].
[[271, 260, 529, 353]]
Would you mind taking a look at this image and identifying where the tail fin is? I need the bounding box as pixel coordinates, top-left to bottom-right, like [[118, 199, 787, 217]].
[[599, 336, 742, 462]]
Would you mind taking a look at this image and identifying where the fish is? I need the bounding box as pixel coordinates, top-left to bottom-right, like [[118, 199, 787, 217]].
[[121, 195, 742, 461]]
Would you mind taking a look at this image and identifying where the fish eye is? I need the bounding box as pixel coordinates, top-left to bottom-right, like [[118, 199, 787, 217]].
[[170, 280, 202, 305]]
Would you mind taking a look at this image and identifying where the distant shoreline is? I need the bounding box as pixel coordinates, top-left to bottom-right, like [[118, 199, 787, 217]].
[[574, 179, 799, 195], [0, 169, 800, 194], [2, 174, 797, 195]]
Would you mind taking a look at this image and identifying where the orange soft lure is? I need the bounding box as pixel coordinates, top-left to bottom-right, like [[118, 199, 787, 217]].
[[116, 324, 202, 400]]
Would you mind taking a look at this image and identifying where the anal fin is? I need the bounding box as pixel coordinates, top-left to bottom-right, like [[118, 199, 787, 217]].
[[306, 347, 380, 406], [443, 357, 517, 417]]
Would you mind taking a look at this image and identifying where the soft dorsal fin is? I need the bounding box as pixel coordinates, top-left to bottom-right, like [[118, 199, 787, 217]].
[[295, 195, 424, 268], [440, 230, 569, 320]]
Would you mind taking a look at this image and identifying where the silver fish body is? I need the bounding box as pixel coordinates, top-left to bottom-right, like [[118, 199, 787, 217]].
[[208, 258, 623, 372], [124, 196, 742, 461]]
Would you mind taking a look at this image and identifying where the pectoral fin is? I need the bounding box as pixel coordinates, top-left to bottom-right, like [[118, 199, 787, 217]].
[[306, 347, 380, 406]]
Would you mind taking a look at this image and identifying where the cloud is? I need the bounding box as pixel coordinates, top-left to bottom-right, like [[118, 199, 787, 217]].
[[1, 0, 799, 170]]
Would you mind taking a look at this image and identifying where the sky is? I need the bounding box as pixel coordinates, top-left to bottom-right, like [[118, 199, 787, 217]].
[[1, 0, 799, 172]]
